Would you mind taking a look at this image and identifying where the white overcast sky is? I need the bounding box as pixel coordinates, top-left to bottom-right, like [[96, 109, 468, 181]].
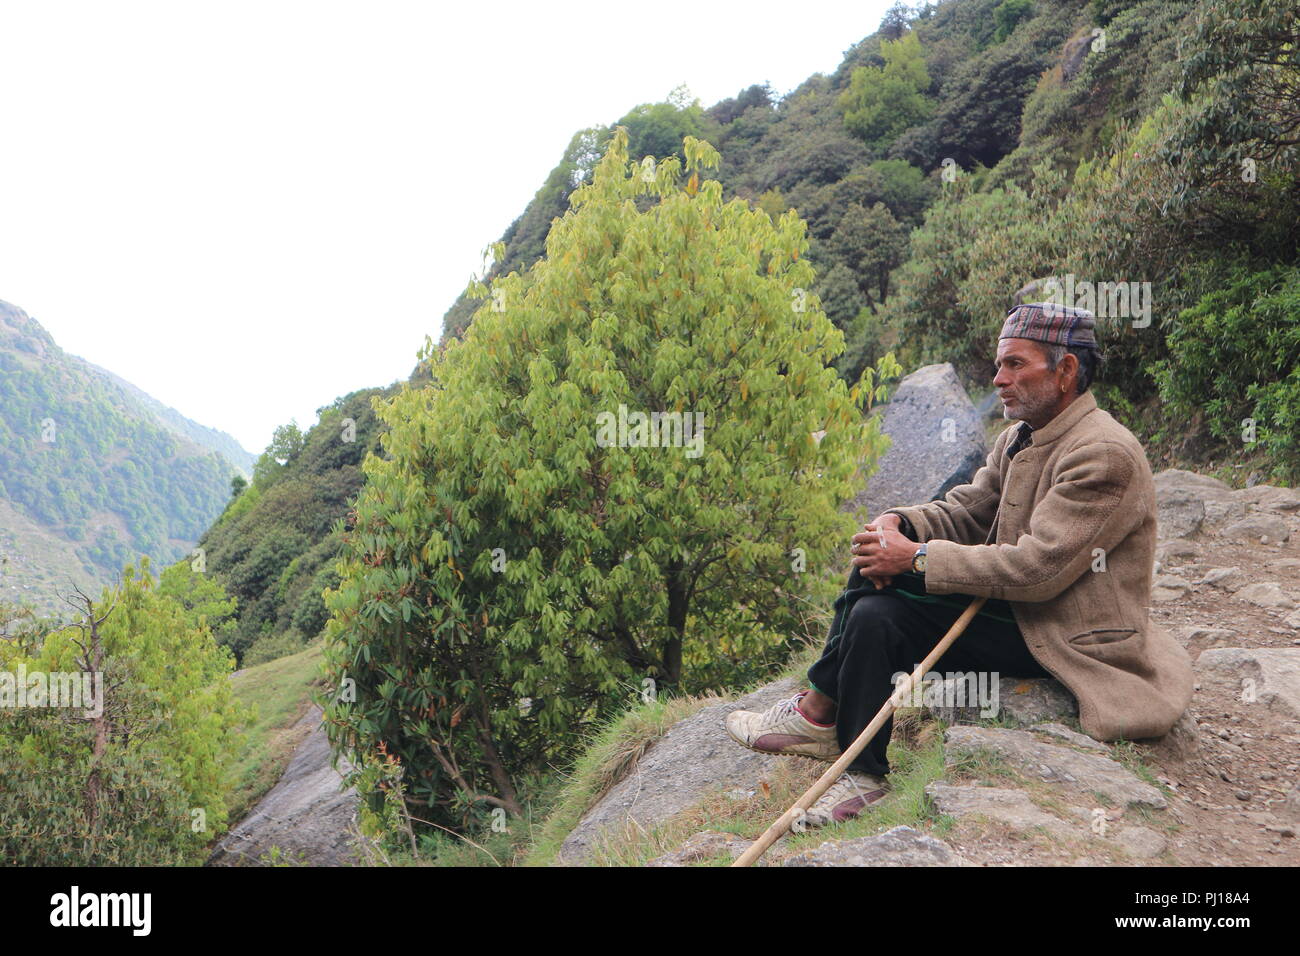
[[0, 1, 892, 454]]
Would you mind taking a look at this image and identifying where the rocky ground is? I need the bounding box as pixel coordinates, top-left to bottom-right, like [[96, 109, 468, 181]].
[[1136, 470, 1300, 867]]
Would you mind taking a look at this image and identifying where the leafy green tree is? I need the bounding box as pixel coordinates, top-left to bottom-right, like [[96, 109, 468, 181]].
[[840, 32, 935, 148], [890, 11, 1073, 172], [993, 0, 1034, 43], [157, 560, 238, 641], [198, 389, 390, 663], [0, 563, 246, 864], [252, 420, 307, 491], [883, 176, 1014, 376], [879, 2, 915, 41], [868, 159, 936, 224], [812, 261, 870, 334], [828, 201, 910, 312], [323, 127, 895, 835], [1172, 0, 1299, 180], [616, 86, 711, 165]]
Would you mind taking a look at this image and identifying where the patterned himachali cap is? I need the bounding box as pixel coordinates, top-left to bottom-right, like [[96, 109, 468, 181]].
[[1000, 302, 1097, 347]]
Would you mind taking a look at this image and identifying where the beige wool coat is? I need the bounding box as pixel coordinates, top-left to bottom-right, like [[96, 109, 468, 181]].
[[887, 391, 1194, 741]]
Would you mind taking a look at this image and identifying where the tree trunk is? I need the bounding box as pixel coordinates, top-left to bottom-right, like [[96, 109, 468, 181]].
[[85, 610, 107, 839], [663, 558, 688, 686], [475, 720, 523, 817]]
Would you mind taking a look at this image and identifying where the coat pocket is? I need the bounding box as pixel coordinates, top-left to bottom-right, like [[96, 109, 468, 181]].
[[1069, 628, 1137, 647], [1067, 627, 1145, 669]]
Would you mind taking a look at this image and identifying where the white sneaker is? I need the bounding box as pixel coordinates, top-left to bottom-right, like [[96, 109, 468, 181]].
[[803, 772, 889, 828], [724, 691, 841, 762]]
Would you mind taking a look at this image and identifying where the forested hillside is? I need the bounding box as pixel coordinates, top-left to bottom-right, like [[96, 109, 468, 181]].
[[195, 386, 395, 665], [0, 300, 250, 612], [444, 0, 1298, 481], [89, 364, 256, 474]]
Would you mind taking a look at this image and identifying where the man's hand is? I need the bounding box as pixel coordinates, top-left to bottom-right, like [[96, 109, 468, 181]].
[[854, 513, 903, 590], [851, 522, 921, 589], [868, 512, 903, 535]]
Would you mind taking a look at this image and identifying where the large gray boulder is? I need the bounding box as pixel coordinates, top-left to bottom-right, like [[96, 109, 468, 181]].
[[208, 706, 364, 866], [850, 363, 987, 517], [1152, 469, 1238, 538], [557, 677, 802, 864]]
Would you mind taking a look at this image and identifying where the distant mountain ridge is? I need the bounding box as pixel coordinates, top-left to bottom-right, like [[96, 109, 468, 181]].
[[0, 301, 254, 473], [0, 298, 251, 612], [84, 362, 256, 474]]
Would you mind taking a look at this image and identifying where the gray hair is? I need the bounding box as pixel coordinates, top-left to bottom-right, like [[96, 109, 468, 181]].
[[1042, 343, 1101, 394]]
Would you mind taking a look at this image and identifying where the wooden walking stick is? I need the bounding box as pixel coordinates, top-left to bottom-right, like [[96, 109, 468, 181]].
[[731, 595, 987, 868]]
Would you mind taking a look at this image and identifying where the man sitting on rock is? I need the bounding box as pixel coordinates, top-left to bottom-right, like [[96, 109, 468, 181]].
[[726, 303, 1194, 827]]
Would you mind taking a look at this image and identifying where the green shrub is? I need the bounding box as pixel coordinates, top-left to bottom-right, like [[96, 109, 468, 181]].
[[993, 0, 1033, 43], [0, 563, 247, 864], [1153, 265, 1300, 480]]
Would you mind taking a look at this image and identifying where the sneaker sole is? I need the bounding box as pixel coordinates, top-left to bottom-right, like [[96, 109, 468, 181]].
[[723, 721, 842, 763], [803, 789, 890, 829]]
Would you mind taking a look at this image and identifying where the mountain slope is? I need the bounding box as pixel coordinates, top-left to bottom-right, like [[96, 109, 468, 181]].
[[86, 362, 256, 474], [0, 299, 245, 612], [437, 0, 1298, 481], [196, 385, 395, 664]]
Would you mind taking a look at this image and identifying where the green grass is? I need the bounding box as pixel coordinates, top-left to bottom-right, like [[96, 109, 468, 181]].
[[225, 640, 325, 824]]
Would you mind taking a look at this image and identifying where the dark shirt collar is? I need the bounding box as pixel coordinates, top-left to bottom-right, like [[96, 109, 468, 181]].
[[1006, 421, 1034, 459]]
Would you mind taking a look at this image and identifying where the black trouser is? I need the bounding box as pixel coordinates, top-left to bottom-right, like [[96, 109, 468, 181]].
[[806, 566, 1050, 776]]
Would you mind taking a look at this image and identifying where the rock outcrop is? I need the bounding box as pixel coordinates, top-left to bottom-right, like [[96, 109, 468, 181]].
[[1196, 648, 1300, 719], [208, 706, 364, 866], [942, 725, 1167, 809], [1153, 469, 1300, 542], [850, 363, 986, 517], [556, 677, 802, 864]]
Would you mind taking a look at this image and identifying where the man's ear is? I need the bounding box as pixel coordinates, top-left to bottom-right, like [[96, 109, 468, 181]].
[[1058, 351, 1080, 392]]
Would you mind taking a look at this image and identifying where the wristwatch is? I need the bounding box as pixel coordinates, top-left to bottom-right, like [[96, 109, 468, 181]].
[[911, 543, 928, 574]]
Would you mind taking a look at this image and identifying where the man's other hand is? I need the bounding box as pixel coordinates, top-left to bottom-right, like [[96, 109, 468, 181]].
[[867, 512, 903, 535], [852, 522, 921, 589]]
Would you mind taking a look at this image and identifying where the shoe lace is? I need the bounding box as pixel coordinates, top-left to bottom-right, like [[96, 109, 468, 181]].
[[759, 693, 805, 730], [841, 773, 866, 800], [837, 772, 881, 803]]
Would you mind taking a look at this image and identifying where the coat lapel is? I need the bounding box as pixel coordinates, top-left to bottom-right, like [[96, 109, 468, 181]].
[[984, 393, 1100, 545]]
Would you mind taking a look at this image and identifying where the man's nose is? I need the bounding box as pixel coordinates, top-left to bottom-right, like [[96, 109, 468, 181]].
[[993, 366, 1010, 387]]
